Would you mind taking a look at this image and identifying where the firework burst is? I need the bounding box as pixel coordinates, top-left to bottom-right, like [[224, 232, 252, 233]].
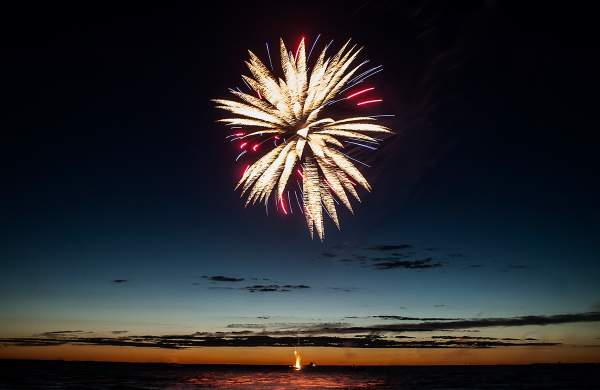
[[214, 36, 394, 240]]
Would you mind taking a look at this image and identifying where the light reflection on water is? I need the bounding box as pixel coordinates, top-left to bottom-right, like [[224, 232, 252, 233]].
[[181, 369, 385, 389]]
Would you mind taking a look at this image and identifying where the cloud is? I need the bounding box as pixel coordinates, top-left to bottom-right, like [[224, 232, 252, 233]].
[[1, 338, 69, 347], [329, 246, 518, 272], [37, 330, 93, 337], [315, 312, 600, 334], [369, 315, 461, 321], [244, 312, 600, 336], [200, 281, 311, 293], [242, 284, 310, 293], [203, 275, 245, 282], [329, 287, 359, 293], [245, 285, 280, 292], [344, 315, 458, 321], [111, 330, 128, 335], [432, 336, 504, 341], [320, 243, 450, 272], [0, 334, 559, 350], [6, 312, 597, 351], [372, 258, 445, 270], [366, 244, 414, 251], [6, 312, 598, 350], [226, 322, 351, 330], [112, 279, 128, 284]]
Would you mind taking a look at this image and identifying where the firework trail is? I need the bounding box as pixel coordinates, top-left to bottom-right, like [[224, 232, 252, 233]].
[[213, 36, 394, 240]]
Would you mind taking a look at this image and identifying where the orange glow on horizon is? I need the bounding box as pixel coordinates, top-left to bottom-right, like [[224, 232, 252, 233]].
[[1, 345, 600, 366]]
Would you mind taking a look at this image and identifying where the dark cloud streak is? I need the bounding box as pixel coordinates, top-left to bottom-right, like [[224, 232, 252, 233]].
[[0, 335, 559, 350], [366, 245, 414, 251], [243, 284, 310, 293], [203, 275, 245, 282], [372, 258, 445, 270], [5, 312, 596, 350]]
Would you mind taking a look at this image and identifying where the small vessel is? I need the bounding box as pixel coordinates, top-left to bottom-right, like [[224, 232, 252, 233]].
[[291, 336, 304, 370], [291, 337, 317, 370]]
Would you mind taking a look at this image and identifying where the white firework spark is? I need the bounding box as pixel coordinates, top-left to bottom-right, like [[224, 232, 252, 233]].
[[213, 37, 393, 240]]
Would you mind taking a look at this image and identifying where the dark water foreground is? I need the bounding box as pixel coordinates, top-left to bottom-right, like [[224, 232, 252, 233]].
[[0, 360, 598, 389]]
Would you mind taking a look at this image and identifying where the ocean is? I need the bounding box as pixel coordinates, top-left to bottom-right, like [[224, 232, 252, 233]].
[[0, 360, 597, 389]]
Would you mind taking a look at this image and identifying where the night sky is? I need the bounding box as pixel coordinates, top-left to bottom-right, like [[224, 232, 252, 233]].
[[2, 1, 599, 364]]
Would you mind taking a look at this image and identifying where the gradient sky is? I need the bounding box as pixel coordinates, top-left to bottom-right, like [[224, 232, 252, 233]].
[[2, 1, 599, 364]]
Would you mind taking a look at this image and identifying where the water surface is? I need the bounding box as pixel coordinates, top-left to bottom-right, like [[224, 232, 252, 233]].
[[1, 360, 597, 389]]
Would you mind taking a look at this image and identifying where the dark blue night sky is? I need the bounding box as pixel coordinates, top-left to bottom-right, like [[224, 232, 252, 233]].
[[1, 1, 599, 364]]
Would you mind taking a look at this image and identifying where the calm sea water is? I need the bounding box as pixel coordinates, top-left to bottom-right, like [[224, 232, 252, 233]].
[[1, 360, 598, 389]]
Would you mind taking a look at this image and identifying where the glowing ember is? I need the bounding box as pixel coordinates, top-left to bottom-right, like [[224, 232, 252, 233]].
[[347, 87, 375, 99], [242, 164, 250, 177], [356, 99, 383, 106], [294, 37, 305, 62], [280, 195, 288, 215]]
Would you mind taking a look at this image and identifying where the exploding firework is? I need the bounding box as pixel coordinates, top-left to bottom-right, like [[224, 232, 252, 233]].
[[214, 36, 394, 240]]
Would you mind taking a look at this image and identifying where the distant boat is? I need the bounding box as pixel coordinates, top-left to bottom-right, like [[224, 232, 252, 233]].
[[291, 337, 317, 370], [292, 336, 302, 370]]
